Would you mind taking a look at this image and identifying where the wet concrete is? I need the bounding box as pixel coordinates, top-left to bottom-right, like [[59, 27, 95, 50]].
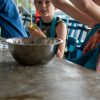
[[0, 49, 100, 100]]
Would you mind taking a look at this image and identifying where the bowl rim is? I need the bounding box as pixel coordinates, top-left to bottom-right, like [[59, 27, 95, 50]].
[[6, 37, 63, 46]]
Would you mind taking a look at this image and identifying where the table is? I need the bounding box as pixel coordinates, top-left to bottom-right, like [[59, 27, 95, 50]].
[[0, 49, 100, 100]]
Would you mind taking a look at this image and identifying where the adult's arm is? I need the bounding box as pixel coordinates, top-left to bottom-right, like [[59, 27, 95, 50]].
[[51, 0, 96, 27], [0, 0, 28, 38], [70, 0, 100, 23]]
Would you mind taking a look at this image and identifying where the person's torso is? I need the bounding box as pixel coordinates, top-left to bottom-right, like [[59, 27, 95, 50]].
[[36, 17, 64, 38]]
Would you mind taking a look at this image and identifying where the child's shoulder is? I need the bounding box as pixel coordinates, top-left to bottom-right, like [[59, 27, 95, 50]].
[[55, 17, 66, 29], [56, 17, 65, 25]]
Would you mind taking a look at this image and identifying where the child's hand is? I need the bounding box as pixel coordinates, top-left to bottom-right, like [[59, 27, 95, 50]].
[[29, 24, 37, 29], [28, 24, 46, 38]]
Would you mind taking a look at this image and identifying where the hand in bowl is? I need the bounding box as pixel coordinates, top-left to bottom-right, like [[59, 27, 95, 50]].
[[28, 24, 46, 38]]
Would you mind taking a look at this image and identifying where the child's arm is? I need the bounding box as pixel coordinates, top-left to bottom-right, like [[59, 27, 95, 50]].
[[28, 24, 46, 38], [56, 22, 67, 59]]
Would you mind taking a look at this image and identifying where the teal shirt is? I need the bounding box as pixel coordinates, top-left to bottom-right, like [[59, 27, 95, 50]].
[[37, 16, 64, 38]]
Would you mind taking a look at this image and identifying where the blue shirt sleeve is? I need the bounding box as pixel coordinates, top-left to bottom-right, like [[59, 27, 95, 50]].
[[0, 0, 28, 38]]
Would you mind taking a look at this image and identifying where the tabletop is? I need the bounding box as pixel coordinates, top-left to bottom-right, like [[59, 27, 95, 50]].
[[0, 48, 100, 100]]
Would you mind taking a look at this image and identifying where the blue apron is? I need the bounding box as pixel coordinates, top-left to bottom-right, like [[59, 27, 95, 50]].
[[0, 0, 28, 38]]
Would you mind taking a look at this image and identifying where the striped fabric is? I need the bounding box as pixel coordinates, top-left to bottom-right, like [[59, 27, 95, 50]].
[[67, 19, 89, 43], [65, 18, 89, 58]]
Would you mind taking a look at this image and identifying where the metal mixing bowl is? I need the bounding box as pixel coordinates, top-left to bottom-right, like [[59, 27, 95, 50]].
[[6, 37, 63, 65]]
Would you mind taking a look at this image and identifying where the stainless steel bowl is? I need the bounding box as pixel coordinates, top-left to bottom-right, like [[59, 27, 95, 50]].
[[6, 37, 63, 65]]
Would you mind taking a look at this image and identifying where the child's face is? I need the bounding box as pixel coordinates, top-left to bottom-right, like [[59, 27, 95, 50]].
[[34, 0, 55, 17]]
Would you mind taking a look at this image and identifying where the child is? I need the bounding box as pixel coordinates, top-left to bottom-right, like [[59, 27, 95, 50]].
[[29, 0, 68, 59]]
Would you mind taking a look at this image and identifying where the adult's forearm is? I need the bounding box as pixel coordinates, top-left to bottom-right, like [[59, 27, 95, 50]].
[[70, 0, 100, 23], [52, 0, 66, 9], [52, 0, 95, 27]]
